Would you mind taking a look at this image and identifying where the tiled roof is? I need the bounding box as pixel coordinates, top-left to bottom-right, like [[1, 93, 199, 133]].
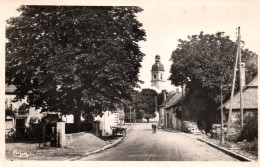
[[223, 76, 258, 110], [6, 85, 33, 94], [5, 85, 16, 94], [165, 91, 186, 109], [160, 93, 177, 107]]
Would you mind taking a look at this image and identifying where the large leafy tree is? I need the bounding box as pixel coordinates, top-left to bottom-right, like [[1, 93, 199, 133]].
[[6, 6, 146, 131], [169, 32, 257, 131], [134, 88, 158, 122]]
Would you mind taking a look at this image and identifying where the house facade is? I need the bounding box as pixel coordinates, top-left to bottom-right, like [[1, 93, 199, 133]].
[[5, 85, 84, 137], [95, 108, 125, 136], [5, 85, 43, 136], [222, 76, 258, 123], [164, 90, 185, 131]]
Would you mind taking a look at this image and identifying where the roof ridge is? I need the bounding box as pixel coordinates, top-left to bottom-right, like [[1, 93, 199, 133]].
[[222, 75, 258, 109]]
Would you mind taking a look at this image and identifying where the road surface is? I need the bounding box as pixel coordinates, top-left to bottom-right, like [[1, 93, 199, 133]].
[[80, 123, 238, 161]]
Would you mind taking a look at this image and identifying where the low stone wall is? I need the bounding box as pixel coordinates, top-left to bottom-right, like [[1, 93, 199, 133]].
[[57, 122, 87, 147], [65, 132, 86, 146]]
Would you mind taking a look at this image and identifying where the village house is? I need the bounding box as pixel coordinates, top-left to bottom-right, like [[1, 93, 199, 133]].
[[6, 84, 126, 147], [5, 85, 42, 136], [95, 108, 125, 136], [158, 91, 173, 125], [5, 85, 83, 137], [222, 75, 258, 123], [163, 89, 186, 131], [160, 86, 215, 132]]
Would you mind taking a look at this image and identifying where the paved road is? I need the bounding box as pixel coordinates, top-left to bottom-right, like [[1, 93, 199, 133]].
[[80, 123, 238, 161]]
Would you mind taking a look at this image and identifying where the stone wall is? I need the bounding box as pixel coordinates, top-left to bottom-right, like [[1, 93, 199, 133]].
[[57, 122, 87, 147], [64, 132, 86, 146]]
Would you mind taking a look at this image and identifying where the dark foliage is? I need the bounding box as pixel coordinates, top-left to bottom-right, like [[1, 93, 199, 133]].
[[6, 6, 146, 131], [239, 113, 258, 142], [169, 32, 258, 131], [134, 89, 158, 121]]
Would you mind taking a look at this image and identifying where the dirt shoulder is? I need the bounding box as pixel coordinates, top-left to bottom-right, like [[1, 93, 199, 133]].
[[5, 132, 121, 161]]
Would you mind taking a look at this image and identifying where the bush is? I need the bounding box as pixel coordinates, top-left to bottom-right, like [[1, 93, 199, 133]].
[[18, 103, 29, 114], [240, 138, 258, 155], [239, 112, 258, 142], [5, 107, 15, 118]]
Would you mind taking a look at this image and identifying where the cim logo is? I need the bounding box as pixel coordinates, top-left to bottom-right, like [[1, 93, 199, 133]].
[[13, 150, 31, 158]]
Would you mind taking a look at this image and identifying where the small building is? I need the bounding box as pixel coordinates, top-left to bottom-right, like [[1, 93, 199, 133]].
[[222, 76, 258, 122], [5, 85, 42, 136], [159, 92, 176, 126], [164, 90, 186, 131], [95, 108, 125, 136]]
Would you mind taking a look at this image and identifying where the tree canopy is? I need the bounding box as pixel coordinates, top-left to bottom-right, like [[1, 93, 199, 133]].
[[134, 88, 158, 121], [169, 32, 258, 131], [6, 6, 146, 131], [170, 32, 257, 103]]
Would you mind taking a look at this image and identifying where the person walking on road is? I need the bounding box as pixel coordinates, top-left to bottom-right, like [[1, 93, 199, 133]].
[[152, 124, 156, 134]]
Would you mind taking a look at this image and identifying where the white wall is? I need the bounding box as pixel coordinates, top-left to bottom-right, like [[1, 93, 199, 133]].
[[99, 111, 118, 136]]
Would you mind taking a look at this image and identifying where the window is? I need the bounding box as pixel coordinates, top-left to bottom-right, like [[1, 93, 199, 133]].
[[161, 73, 162, 79], [154, 75, 156, 79]]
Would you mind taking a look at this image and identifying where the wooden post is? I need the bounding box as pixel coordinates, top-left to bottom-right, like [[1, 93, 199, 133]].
[[155, 96, 158, 123], [43, 126, 46, 148], [134, 95, 136, 123], [56, 122, 65, 147], [134, 108, 136, 123], [220, 84, 225, 145], [181, 84, 184, 122], [238, 27, 244, 128], [130, 106, 131, 125], [227, 27, 240, 137]]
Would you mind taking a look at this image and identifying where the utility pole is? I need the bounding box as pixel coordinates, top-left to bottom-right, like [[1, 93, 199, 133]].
[[130, 105, 131, 125], [181, 84, 184, 122], [134, 95, 136, 123], [227, 27, 240, 137], [134, 107, 136, 123], [155, 96, 157, 122], [238, 27, 244, 128], [220, 83, 225, 145]]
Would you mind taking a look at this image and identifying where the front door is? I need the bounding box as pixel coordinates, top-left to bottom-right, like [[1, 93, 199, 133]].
[[16, 119, 26, 136]]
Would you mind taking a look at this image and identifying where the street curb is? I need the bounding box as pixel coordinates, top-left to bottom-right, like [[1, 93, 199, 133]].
[[68, 126, 131, 161], [197, 138, 254, 162]]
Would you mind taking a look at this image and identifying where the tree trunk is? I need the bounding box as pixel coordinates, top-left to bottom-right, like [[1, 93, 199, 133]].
[[74, 110, 81, 132], [147, 118, 149, 122]]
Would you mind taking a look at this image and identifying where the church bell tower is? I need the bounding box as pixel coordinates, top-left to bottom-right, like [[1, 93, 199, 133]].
[[151, 55, 166, 92]]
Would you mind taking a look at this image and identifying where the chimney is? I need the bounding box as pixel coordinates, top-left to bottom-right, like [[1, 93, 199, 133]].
[[240, 62, 246, 88], [163, 90, 167, 101]]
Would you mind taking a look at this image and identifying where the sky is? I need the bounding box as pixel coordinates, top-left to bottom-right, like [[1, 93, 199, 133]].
[[1, 0, 260, 93], [136, 0, 260, 91]]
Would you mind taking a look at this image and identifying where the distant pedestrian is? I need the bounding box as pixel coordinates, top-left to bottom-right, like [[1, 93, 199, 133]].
[[153, 124, 156, 133], [152, 124, 156, 134]]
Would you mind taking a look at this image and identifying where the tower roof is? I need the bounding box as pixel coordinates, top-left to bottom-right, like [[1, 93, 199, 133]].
[[152, 63, 164, 71], [152, 55, 164, 71]]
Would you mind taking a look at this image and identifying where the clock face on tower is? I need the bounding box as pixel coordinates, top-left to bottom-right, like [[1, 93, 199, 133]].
[[151, 55, 166, 92]]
